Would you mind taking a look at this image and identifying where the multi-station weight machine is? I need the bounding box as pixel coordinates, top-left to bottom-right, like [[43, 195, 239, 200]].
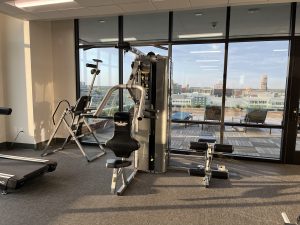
[[92, 43, 169, 194], [93, 42, 234, 194]]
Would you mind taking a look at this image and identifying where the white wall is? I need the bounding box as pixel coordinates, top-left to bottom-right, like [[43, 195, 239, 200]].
[[1, 14, 35, 144], [30, 21, 55, 143], [28, 19, 76, 141], [0, 14, 7, 143], [0, 13, 76, 145], [51, 20, 76, 138]]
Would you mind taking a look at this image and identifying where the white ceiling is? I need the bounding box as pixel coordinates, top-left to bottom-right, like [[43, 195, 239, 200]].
[[0, 0, 298, 21]]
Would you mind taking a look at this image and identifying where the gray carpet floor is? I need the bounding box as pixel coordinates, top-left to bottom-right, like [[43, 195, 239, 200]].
[[0, 145, 300, 225]]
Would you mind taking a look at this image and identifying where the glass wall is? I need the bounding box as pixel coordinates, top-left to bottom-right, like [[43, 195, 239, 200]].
[[230, 3, 290, 38], [79, 48, 118, 142], [123, 45, 168, 110], [171, 44, 225, 150], [296, 4, 300, 35], [173, 7, 226, 41], [79, 16, 118, 44], [77, 2, 300, 159], [225, 41, 289, 158], [124, 12, 169, 42]]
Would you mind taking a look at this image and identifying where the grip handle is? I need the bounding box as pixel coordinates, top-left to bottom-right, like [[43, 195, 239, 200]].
[[214, 144, 234, 153], [86, 63, 97, 69], [0, 107, 12, 115], [198, 137, 216, 143], [190, 142, 208, 151]]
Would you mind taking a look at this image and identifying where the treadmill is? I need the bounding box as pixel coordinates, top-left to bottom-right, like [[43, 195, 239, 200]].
[[0, 107, 57, 194]]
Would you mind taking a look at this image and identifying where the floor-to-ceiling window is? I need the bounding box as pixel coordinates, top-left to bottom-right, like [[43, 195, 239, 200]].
[[225, 3, 290, 159], [225, 41, 289, 159], [293, 4, 300, 153], [171, 44, 225, 149], [76, 2, 300, 161], [79, 17, 119, 143], [122, 12, 169, 110], [170, 7, 226, 150]]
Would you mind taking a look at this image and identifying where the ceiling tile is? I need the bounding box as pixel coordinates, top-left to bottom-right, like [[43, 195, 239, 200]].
[[229, 0, 267, 4], [19, 2, 81, 13], [0, 3, 26, 15], [119, 1, 155, 12], [267, 0, 296, 3], [190, 0, 228, 8], [152, 0, 191, 10], [75, 0, 114, 7], [88, 5, 123, 16], [34, 7, 92, 20], [113, 0, 149, 3]]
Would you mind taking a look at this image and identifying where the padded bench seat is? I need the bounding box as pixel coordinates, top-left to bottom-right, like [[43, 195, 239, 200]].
[[106, 159, 132, 168]]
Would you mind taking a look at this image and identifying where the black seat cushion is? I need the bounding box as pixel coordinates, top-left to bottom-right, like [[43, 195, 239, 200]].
[[106, 159, 132, 168], [106, 112, 140, 158]]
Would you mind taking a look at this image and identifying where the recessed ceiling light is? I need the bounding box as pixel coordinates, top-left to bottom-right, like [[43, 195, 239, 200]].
[[195, 12, 203, 16], [248, 8, 260, 14], [152, 0, 165, 2], [7, 0, 74, 8], [98, 20, 106, 23]]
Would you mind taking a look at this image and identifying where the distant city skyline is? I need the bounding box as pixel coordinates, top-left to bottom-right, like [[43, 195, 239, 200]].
[[80, 41, 289, 90]]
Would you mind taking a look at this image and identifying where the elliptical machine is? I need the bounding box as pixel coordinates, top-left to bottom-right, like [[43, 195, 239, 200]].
[[41, 59, 106, 162]]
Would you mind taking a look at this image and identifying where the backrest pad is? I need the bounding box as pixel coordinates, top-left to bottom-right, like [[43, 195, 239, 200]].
[[106, 112, 140, 158]]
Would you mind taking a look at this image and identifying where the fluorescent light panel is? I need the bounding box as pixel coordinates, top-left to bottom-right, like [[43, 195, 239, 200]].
[[196, 59, 220, 62], [10, 0, 74, 8], [99, 37, 137, 42], [199, 66, 219, 68], [202, 69, 219, 71], [178, 33, 223, 39], [190, 50, 221, 54], [273, 49, 288, 52]]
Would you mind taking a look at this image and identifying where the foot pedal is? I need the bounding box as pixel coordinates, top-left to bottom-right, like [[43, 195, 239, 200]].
[[188, 167, 205, 177]]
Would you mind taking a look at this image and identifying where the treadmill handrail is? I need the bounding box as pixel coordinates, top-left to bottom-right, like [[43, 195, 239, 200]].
[[0, 172, 14, 178], [0, 154, 50, 163]]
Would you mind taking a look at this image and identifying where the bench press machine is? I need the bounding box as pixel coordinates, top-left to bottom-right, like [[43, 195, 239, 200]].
[[41, 59, 106, 162], [189, 135, 234, 187]]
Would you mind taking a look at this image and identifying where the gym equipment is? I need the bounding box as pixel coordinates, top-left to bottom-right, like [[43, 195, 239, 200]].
[[0, 107, 57, 194], [106, 112, 140, 195], [41, 59, 106, 162], [282, 212, 300, 225], [114, 42, 169, 173], [188, 135, 233, 187], [94, 75, 146, 195]]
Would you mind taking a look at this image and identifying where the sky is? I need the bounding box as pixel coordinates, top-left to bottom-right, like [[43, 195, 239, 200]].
[[172, 41, 289, 89], [80, 40, 290, 90]]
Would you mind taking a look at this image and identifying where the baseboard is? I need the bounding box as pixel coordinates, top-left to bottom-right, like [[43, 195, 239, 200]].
[[35, 138, 65, 150], [0, 138, 66, 151], [0, 142, 9, 149]]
